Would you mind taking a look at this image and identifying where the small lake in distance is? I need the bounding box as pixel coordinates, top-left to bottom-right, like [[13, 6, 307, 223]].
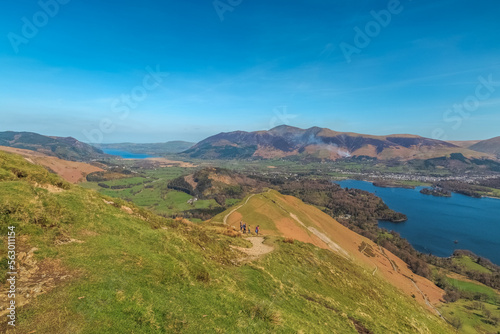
[[102, 149, 156, 159], [336, 180, 500, 265]]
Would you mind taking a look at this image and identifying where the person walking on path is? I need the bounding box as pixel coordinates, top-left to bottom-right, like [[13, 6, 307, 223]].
[[242, 223, 246, 234], [240, 221, 243, 232], [248, 224, 251, 235], [255, 225, 260, 236]]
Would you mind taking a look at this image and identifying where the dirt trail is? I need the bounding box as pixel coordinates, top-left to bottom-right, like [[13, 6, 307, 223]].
[[231, 237, 274, 261], [225, 191, 350, 260], [223, 194, 255, 225], [378, 245, 398, 272], [223, 190, 271, 225], [377, 246, 443, 317], [410, 279, 444, 319]]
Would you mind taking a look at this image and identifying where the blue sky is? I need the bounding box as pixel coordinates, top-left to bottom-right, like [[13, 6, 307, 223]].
[[1, 0, 499, 143]]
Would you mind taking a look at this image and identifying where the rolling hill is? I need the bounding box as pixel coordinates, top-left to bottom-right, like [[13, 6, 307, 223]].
[[0, 150, 453, 333], [168, 167, 267, 203], [183, 125, 491, 161], [0, 131, 108, 161], [469, 136, 500, 156]]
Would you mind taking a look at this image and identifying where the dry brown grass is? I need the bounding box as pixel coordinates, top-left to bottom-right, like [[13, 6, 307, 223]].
[[223, 228, 240, 238]]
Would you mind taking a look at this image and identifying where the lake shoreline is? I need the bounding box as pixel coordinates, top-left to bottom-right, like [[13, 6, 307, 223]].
[[363, 178, 500, 200], [336, 179, 500, 266]]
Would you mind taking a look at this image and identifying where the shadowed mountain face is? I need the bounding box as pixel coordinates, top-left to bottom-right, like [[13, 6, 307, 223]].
[[183, 125, 485, 160], [469, 136, 500, 156], [0, 131, 107, 161]]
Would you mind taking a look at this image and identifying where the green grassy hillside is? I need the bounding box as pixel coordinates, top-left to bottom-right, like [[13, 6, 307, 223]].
[[0, 151, 452, 333]]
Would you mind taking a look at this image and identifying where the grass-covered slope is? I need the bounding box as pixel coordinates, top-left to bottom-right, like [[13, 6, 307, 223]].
[[0, 151, 452, 333]]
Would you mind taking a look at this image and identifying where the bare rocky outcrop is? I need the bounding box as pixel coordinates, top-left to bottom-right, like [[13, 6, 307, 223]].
[[0, 240, 74, 318]]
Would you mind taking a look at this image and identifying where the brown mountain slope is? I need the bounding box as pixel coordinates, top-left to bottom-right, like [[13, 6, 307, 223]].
[[184, 125, 491, 160], [213, 190, 445, 314], [0, 131, 108, 161], [447, 140, 481, 148], [469, 136, 500, 156], [0, 146, 103, 183]]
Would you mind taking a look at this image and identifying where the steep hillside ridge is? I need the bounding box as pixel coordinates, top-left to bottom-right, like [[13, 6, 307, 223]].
[[469, 136, 500, 156], [184, 125, 490, 160], [214, 190, 445, 311], [0, 146, 104, 183], [0, 131, 108, 161], [0, 151, 452, 333]]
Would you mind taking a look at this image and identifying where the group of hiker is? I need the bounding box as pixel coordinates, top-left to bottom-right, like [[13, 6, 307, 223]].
[[239, 221, 259, 235]]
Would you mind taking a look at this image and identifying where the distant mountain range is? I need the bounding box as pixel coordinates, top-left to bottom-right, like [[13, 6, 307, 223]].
[[94, 141, 195, 155], [2, 128, 498, 162], [0, 131, 108, 161], [183, 125, 495, 161]]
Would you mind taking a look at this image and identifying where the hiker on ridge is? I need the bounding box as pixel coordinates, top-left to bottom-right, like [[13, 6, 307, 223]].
[[240, 221, 242, 232], [255, 225, 260, 236], [242, 223, 246, 234], [248, 224, 251, 235]]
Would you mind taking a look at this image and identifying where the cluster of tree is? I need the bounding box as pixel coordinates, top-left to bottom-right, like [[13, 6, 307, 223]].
[[434, 180, 484, 198], [474, 177, 500, 189], [420, 187, 451, 197], [423, 177, 500, 198], [178, 207, 226, 221], [86, 168, 134, 182], [97, 180, 153, 190], [167, 176, 195, 195], [275, 179, 407, 224]]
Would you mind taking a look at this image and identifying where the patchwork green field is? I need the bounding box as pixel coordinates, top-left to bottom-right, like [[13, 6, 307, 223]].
[[453, 256, 492, 274], [446, 278, 500, 305], [79, 166, 221, 217]]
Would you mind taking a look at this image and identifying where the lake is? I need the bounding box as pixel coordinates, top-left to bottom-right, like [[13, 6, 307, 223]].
[[102, 149, 155, 159], [336, 180, 500, 265]]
